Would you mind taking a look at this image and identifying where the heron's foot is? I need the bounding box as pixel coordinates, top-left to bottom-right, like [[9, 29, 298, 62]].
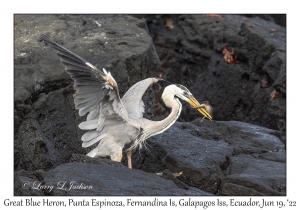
[[156, 169, 188, 190], [156, 169, 183, 177], [173, 171, 183, 177]]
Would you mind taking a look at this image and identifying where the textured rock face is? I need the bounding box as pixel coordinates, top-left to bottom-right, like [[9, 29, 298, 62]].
[[15, 160, 211, 196], [14, 14, 160, 102], [131, 120, 285, 196], [15, 120, 285, 196], [145, 14, 286, 135], [16, 86, 86, 171], [220, 153, 285, 195]]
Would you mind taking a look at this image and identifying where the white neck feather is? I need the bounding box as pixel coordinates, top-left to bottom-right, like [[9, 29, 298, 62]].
[[129, 85, 182, 151], [154, 92, 182, 135]]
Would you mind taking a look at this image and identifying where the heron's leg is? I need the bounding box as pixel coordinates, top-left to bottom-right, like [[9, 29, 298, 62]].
[[126, 150, 132, 169]]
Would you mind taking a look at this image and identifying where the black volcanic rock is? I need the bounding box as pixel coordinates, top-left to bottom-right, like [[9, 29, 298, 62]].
[[14, 170, 44, 196], [145, 14, 286, 136], [14, 14, 160, 103], [23, 160, 212, 196], [218, 153, 285, 196], [16, 86, 86, 171], [132, 120, 285, 196], [15, 120, 285, 196]]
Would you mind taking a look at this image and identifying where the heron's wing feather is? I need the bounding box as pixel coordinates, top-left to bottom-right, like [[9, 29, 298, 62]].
[[122, 78, 157, 118], [39, 36, 138, 130]]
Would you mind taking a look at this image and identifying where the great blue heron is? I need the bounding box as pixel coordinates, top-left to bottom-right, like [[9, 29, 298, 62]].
[[38, 36, 212, 169]]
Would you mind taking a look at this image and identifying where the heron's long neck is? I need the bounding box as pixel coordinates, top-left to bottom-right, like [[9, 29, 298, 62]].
[[154, 95, 182, 135], [128, 93, 182, 151]]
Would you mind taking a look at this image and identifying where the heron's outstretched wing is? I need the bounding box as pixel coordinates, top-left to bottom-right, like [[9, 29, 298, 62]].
[[121, 78, 158, 119], [38, 35, 138, 147]]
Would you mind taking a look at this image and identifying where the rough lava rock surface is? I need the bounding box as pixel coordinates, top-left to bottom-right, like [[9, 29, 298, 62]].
[[14, 14, 286, 196], [145, 14, 286, 140], [21, 158, 211, 196], [141, 120, 285, 196]]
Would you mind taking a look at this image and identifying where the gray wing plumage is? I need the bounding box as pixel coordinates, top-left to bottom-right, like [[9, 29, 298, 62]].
[[39, 36, 158, 152], [122, 78, 157, 119], [39, 36, 133, 146], [39, 35, 109, 116]]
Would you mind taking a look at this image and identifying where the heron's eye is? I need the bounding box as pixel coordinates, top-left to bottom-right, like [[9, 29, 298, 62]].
[[183, 91, 188, 95]]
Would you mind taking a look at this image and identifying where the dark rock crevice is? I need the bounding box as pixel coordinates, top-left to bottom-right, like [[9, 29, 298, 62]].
[[28, 79, 72, 105]]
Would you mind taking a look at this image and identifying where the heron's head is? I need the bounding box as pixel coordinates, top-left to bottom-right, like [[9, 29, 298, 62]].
[[164, 84, 213, 120]]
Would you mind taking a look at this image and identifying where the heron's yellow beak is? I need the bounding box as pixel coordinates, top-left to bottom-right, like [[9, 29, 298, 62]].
[[188, 97, 213, 120]]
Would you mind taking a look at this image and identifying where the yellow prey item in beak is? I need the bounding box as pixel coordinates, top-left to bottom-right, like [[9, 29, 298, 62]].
[[188, 97, 213, 120]]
